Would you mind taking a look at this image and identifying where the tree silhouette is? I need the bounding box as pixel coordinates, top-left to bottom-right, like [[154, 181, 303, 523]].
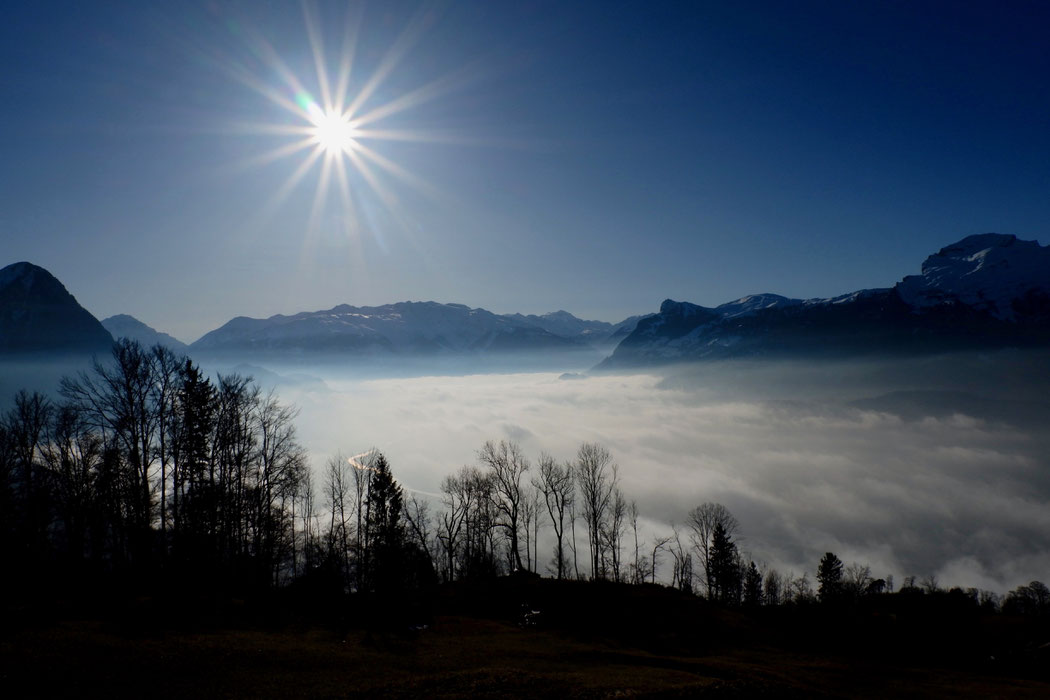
[[763, 569, 783, 605], [535, 453, 573, 580], [478, 440, 529, 572], [817, 552, 844, 603], [687, 502, 738, 599], [6, 390, 52, 561], [744, 561, 763, 606], [363, 452, 404, 592], [575, 442, 617, 580], [708, 522, 740, 604], [171, 358, 214, 550]]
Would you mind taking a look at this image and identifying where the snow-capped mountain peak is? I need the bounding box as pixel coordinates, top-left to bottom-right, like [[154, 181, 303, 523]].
[[896, 233, 1050, 320]]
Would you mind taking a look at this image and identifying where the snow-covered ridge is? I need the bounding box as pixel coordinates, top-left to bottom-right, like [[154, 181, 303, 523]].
[[896, 233, 1050, 320]]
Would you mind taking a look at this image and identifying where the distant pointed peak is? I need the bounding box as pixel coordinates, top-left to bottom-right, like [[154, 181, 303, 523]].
[[101, 313, 140, 324]]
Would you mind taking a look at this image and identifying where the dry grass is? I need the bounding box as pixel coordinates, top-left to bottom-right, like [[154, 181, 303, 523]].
[[3, 612, 1048, 699]]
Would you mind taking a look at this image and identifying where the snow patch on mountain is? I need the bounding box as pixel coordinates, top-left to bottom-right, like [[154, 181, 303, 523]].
[[717, 294, 802, 318]]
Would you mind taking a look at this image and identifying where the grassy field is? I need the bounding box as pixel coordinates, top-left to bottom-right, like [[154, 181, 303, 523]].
[[2, 579, 1048, 698]]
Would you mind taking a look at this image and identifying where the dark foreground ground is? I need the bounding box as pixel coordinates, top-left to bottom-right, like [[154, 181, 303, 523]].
[[2, 578, 1048, 698]]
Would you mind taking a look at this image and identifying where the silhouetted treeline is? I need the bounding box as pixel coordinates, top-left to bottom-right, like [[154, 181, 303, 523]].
[[2, 343, 1048, 639], [1, 340, 310, 594]]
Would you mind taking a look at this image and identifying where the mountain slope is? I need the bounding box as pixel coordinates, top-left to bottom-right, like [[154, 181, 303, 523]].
[[102, 314, 189, 353], [599, 233, 1050, 369], [0, 262, 113, 355]]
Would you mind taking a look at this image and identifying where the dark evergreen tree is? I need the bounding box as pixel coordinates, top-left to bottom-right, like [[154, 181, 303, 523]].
[[360, 453, 436, 628], [363, 452, 405, 592], [709, 522, 740, 604], [817, 552, 844, 603], [744, 561, 763, 606]]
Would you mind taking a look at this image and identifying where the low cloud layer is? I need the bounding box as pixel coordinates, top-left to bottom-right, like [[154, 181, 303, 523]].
[[278, 355, 1050, 593]]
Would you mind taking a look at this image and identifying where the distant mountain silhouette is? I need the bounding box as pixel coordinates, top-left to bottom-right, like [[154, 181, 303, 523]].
[[15, 234, 1041, 369], [599, 234, 1050, 369], [101, 314, 188, 353], [500, 311, 598, 342], [190, 301, 642, 359], [0, 262, 112, 356]]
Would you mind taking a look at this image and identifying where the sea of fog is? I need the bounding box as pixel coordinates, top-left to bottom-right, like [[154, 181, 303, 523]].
[[264, 352, 1050, 594], [3, 351, 1048, 593]]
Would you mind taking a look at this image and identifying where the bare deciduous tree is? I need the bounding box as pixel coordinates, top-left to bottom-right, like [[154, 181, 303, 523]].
[[61, 340, 162, 553], [575, 442, 617, 580], [604, 487, 628, 582], [478, 440, 530, 571], [649, 534, 672, 585], [628, 500, 642, 584], [325, 454, 354, 586], [763, 568, 783, 605], [439, 469, 470, 582], [843, 562, 873, 600], [535, 454, 574, 579], [404, 493, 436, 571], [292, 463, 318, 575], [669, 525, 693, 593], [150, 344, 181, 542]]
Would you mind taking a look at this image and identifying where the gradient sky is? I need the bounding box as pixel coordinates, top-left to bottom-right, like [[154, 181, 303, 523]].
[[2, 1, 1048, 342]]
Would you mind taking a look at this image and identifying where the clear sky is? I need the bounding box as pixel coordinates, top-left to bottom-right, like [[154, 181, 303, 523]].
[[2, 1, 1048, 342]]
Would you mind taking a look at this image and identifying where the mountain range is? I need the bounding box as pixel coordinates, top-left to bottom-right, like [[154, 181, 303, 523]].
[[599, 233, 1050, 368], [2, 233, 1048, 368], [189, 302, 641, 358]]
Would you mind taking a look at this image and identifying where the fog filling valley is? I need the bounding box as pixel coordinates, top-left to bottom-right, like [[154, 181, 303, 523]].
[[252, 351, 1050, 594]]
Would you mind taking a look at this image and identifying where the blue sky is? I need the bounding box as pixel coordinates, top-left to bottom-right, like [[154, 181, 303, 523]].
[[2, 1, 1048, 342]]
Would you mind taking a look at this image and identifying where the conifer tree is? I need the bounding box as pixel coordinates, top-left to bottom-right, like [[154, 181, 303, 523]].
[[364, 452, 404, 592], [709, 522, 740, 603], [744, 561, 763, 606], [817, 552, 844, 603]]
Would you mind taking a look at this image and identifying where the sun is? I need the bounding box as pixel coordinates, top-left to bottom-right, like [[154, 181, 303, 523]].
[[306, 103, 359, 156]]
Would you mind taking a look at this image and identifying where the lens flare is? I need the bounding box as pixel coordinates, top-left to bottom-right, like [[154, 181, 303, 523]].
[[221, 2, 471, 254]]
